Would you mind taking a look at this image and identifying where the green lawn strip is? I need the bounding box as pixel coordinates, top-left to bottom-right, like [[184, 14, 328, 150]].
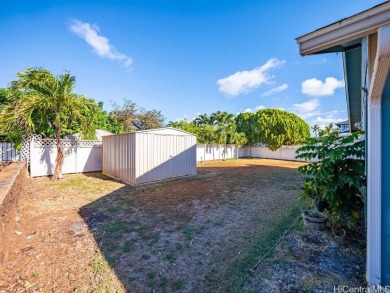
[[90, 252, 125, 292], [216, 203, 301, 292]]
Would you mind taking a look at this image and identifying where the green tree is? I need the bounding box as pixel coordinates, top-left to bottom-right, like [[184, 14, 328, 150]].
[[0, 88, 24, 143], [193, 113, 212, 127], [170, 112, 247, 148], [236, 112, 260, 156], [111, 99, 165, 132], [312, 124, 320, 138], [211, 111, 246, 146], [254, 109, 310, 151], [67, 99, 122, 136], [0, 88, 16, 110], [167, 120, 199, 135], [0, 68, 96, 180]]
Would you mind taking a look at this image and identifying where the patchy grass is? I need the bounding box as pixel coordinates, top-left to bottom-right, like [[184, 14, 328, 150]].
[[183, 226, 205, 241], [214, 203, 301, 291], [172, 279, 184, 290], [3, 159, 312, 292], [106, 205, 121, 213], [44, 174, 124, 196], [90, 252, 125, 292], [122, 240, 134, 253], [164, 252, 176, 263]]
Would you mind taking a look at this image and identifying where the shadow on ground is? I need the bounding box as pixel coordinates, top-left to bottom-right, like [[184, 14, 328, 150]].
[[79, 160, 306, 292]]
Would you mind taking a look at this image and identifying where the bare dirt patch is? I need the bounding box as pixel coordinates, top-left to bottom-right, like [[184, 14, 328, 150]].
[[1, 158, 308, 292], [0, 162, 10, 172]]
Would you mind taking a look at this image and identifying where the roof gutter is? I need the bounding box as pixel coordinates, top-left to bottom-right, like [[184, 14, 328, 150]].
[[296, 2, 390, 56], [366, 24, 390, 286]]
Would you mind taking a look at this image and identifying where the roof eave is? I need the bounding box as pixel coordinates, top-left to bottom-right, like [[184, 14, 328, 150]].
[[296, 2, 390, 56]]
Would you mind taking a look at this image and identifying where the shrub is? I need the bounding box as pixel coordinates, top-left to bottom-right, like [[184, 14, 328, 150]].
[[295, 128, 365, 229]]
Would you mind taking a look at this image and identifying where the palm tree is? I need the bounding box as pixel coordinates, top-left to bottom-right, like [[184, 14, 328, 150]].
[[312, 124, 320, 138], [194, 113, 212, 127], [210, 111, 244, 160], [0, 68, 95, 180]]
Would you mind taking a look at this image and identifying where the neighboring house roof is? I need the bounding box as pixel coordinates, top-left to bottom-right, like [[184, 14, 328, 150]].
[[334, 120, 349, 127], [296, 1, 390, 132], [63, 129, 114, 141], [335, 120, 351, 133], [95, 129, 113, 141]]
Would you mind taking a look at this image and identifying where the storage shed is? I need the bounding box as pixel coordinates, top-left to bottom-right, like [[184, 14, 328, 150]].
[[102, 128, 197, 185]]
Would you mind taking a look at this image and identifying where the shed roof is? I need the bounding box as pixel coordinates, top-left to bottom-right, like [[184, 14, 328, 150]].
[[135, 127, 196, 136]]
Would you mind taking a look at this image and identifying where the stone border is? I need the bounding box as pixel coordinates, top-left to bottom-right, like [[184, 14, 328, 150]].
[[0, 162, 26, 274]]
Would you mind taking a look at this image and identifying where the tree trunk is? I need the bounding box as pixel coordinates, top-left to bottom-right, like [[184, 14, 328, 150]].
[[52, 128, 64, 181]]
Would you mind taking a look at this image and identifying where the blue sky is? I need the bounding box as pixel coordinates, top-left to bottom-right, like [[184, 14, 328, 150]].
[[0, 0, 385, 128]]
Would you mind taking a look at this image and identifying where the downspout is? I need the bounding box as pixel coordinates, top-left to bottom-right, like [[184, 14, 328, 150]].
[[367, 25, 390, 286]]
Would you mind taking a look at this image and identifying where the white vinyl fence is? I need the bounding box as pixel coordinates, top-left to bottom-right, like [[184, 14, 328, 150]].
[[2, 137, 312, 178], [238, 145, 317, 162], [30, 139, 102, 177], [196, 144, 238, 162], [0, 142, 20, 161]]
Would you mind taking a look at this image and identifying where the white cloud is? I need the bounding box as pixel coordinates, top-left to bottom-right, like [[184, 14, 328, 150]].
[[261, 83, 288, 97], [309, 116, 345, 129], [217, 58, 285, 96], [69, 19, 132, 68], [293, 98, 320, 113], [243, 105, 266, 113], [301, 77, 344, 97], [291, 98, 321, 119]]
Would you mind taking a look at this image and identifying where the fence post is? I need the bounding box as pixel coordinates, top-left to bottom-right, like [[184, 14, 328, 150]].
[[75, 140, 78, 173], [29, 138, 34, 177]]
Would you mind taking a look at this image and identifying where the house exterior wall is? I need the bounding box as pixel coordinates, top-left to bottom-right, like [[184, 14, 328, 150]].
[[381, 77, 390, 285], [296, 3, 390, 286]]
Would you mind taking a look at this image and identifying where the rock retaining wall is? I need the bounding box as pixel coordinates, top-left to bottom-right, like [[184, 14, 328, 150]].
[[0, 162, 26, 274]]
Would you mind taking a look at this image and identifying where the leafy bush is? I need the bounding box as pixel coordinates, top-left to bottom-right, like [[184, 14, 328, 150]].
[[295, 128, 365, 229]]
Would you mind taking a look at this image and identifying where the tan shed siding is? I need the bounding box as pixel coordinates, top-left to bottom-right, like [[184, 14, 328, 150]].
[[103, 133, 136, 184], [135, 133, 196, 184], [103, 130, 196, 185]]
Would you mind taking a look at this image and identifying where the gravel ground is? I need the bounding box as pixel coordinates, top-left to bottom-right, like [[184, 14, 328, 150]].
[[243, 227, 366, 292]]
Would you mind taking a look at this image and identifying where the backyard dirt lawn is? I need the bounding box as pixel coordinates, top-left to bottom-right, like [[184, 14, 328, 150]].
[[0, 159, 307, 292]]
